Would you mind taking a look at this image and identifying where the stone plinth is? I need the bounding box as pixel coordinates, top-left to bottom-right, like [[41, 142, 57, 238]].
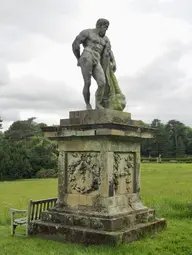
[[61, 109, 131, 126], [29, 110, 166, 245]]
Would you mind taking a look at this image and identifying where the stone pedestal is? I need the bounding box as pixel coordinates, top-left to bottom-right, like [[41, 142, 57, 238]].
[[29, 110, 166, 245]]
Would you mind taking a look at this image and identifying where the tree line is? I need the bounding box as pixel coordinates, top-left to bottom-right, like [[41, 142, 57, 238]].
[[141, 119, 192, 158], [0, 116, 192, 181]]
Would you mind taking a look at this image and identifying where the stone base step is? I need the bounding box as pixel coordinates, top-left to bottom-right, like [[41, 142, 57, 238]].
[[29, 218, 166, 245], [40, 208, 156, 232]]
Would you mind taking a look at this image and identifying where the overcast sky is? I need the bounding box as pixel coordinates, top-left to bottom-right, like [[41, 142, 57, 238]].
[[0, 0, 192, 129]]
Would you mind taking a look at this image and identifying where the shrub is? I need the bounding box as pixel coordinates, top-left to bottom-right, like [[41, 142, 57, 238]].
[[35, 168, 58, 178]]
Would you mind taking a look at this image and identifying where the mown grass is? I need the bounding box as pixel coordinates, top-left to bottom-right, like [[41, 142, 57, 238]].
[[0, 164, 192, 255]]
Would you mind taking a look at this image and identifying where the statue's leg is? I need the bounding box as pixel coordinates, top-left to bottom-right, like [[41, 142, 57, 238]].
[[79, 56, 93, 110], [92, 63, 106, 109]]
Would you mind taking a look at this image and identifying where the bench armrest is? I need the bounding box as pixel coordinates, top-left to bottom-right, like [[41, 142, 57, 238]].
[[9, 209, 28, 213]]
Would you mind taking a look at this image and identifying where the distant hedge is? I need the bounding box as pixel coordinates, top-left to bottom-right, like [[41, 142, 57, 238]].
[[141, 157, 192, 163], [36, 168, 58, 178]]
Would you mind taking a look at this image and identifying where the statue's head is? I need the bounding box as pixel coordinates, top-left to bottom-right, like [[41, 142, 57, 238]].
[[96, 18, 109, 37]]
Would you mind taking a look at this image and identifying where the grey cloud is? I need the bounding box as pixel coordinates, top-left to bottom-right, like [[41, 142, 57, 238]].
[[0, 73, 84, 129], [0, 1, 79, 63], [0, 61, 10, 85], [130, 0, 192, 24], [0, 0, 81, 110], [0, 109, 20, 122], [0, 0, 80, 43], [1, 41, 192, 127], [0, 75, 84, 113], [120, 41, 192, 124]]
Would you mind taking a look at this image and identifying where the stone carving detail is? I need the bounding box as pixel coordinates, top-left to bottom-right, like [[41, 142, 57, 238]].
[[67, 152, 101, 194], [112, 153, 134, 194]]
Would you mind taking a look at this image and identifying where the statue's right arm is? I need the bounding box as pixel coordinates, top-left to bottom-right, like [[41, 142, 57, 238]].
[[72, 30, 89, 60]]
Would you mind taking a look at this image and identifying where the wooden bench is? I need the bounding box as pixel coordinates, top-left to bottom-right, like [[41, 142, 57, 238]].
[[9, 197, 57, 236]]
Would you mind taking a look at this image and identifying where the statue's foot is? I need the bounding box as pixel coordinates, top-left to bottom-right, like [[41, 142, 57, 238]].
[[86, 103, 92, 110]]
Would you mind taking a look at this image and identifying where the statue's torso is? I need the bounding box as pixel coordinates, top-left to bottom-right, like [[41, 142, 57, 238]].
[[82, 29, 106, 57]]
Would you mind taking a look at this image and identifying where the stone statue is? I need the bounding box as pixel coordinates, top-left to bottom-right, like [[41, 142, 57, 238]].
[[72, 18, 126, 111]]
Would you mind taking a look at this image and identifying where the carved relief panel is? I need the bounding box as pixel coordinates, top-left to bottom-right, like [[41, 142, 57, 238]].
[[67, 152, 101, 194], [111, 152, 135, 195]]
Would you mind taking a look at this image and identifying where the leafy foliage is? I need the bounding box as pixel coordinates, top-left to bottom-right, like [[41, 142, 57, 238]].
[[0, 118, 57, 181], [4, 117, 46, 140], [1, 116, 192, 180], [141, 118, 192, 158], [36, 168, 58, 178]]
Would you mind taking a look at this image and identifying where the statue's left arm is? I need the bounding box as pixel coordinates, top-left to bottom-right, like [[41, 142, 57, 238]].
[[105, 37, 117, 73]]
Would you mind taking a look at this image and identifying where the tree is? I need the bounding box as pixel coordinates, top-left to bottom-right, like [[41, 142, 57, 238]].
[[0, 136, 58, 181], [4, 117, 46, 140], [141, 118, 189, 158], [184, 126, 192, 155], [27, 136, 58, 177], [141, 119, 169, 157], [0, 117, 2, 129], [165, 120, 186, 157], [0, 139, 33, 180], [0, 117, 56, 181]]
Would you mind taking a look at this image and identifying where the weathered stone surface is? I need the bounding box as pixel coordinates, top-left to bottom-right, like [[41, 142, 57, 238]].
[[44, 127, 153, 140], [60, 119, 69, 126], [33, 109, 166, 245], [113, 152, 134, 195], [44, 109, 154, 141], [136, 209, 156, 224], [29, 218, 167, 245], [69, 109, 131, 125], [39, 206, 156, 232], [67, 152, 101, 195]]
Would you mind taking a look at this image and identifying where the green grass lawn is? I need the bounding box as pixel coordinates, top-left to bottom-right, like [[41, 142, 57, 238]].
[[0, 164, 192, 255]]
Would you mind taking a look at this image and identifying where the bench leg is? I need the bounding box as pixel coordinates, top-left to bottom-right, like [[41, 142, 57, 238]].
[[11, 224, 17, 236], [10, 212, 14, 236], [26, 224, 29, 236], [13, 224, 17, 235], [11, 224, 13, 236]]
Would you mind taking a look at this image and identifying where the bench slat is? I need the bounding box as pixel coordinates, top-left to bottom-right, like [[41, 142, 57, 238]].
[[31, 203, 35, 221], [35, 203, 39, 220]]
